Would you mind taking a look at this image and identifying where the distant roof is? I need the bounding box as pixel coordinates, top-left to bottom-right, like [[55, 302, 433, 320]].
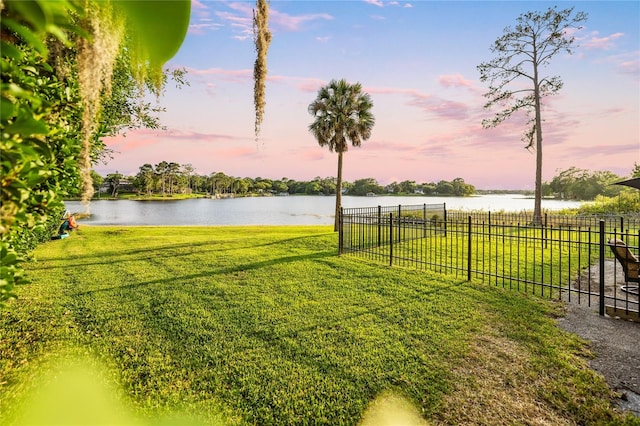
[[613, 177, 640, 190]]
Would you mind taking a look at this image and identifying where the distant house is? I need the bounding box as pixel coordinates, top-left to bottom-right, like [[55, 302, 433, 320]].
[[414, 189, 424, 195], [100, 180, 135, 195], [119, 180, 135, 192], [366, 192, 376, 197]]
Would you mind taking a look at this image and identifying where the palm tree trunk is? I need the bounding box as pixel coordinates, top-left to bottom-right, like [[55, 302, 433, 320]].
[[334, 151, 343, 232]]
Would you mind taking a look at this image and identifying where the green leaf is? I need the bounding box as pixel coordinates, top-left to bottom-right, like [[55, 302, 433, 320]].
[[1, 18, 48, 57], [0, 41, 24, 61], [45, 25, 71, 46], [0, 97, 17, 122], [4, 84, 38, 104], [9, 0, 47, 32], [4, 114, 49, 136], [22, 66, 38, 75], [0, 252, 18, 266], [114, 0, 191, 68]]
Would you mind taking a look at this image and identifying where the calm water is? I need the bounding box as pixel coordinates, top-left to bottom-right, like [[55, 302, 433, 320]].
[[64, 195, 583, 226]]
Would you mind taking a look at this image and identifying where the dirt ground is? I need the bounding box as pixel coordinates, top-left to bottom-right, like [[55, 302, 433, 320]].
[[558, 260, 640, 417]]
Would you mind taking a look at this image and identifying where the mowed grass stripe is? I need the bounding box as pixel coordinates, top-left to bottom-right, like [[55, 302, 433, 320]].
[[1, 226, 633, 425]]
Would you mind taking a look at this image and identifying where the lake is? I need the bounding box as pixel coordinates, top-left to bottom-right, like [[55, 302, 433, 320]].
[[64, 195, 584, 226]]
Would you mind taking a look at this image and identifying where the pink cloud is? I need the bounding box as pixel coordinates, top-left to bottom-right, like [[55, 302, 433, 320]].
[[221, 2, 335, 33], [365, 86, 428, 98], [216, 147, 262, 159], [190, 0, 211, 20], [265, 74, 287, 83], [418, 143, 456, 158], [606, 51, 640, 80], [187, 1, 219, 35], [104, 129, 245, 153], [226, 2, 253, 14], [189, 22, 222, 36], [300, 148, 325, 161], [270, 10, 334, 31], [297, 78, 328, 93], [188, 67, 252, 83], [365, 141, 420, 152], [183, 71, 320, 94], [204, 82, 216, 96], [215, 11, 251, 27], [191, 0, 207, 11], [364, 85, 472, 120], [213, 4, 252, 39], [407, 96, 470, 120], [560, 143, 640, 157], [581, 31, 624, 50], [602, 107, 627, 115], [105, 137, 156, 153], [364, 0, 413, 8], [619, 57, 639, 79], [161, 129, 244, 143], [439, 74, 474, 89]]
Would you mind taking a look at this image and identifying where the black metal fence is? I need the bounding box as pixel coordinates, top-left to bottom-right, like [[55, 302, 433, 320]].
[[340, 204, 640, 320]]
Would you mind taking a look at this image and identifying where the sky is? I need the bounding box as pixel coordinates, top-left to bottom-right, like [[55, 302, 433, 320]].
[[98, 0, 640, 190]]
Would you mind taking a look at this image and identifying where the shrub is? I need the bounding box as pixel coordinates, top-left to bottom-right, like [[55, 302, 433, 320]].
[[577, 191, 640, 215]]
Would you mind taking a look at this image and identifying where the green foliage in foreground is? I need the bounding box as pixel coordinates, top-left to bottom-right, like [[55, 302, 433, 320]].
[[576, 191, 640, 215], [0, 0, 190, 306], [1, 227, 636, 425]]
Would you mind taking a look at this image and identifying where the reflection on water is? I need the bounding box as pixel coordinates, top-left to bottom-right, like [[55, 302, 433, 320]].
[[64, 195, 583, 226]]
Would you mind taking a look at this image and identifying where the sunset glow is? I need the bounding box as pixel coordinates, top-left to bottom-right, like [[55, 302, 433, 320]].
[[98, 0, 640, 189]]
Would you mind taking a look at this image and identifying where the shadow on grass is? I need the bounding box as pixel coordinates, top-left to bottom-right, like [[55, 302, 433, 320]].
[[32, 227, 486, 422], [72, 249, 338, 297], [31, 232, 336, 271], [69, 263, 470, 423]]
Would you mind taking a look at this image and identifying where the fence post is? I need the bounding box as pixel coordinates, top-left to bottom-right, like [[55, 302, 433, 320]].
[[338, 207, 343, 254], [544, 212, 548, 249], [488, 211, 491, 242], [397, 205, 402, 243], [423, 203, 427, 238], [377, 205, 381, 247], [467, 215, 472, 281], [389, 212, 394, 266], [599, 220, 605, 316], [443, 203, 447, 237]]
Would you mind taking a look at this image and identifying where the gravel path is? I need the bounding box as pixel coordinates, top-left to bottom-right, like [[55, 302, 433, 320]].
[[557, 302, 640, 417]]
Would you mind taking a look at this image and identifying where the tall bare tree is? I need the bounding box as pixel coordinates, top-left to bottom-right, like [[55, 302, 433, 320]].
[[478, 7, 587, 224], [308, 79, 375, 231]]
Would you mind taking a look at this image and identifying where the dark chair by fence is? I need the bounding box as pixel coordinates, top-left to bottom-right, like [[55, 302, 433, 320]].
[[607, 238, 639, 295]]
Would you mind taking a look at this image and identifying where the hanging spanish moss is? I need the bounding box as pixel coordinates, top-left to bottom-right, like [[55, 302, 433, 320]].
[[77, 2, 123, 210], [253, 0, 271, 141]]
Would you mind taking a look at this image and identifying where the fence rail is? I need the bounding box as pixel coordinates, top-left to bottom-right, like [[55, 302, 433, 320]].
[[340, 205, 640, 320]]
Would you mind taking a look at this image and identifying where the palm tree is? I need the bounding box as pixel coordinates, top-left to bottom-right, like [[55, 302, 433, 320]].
[[308, 79, 375, 231]]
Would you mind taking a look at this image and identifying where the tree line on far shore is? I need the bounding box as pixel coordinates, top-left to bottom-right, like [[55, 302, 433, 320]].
[[89, 162, 477, 198], [89, 162, 638, 200]]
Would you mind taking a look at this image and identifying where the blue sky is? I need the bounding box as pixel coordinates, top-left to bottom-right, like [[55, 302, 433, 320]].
[[99, 0, 640, 189]]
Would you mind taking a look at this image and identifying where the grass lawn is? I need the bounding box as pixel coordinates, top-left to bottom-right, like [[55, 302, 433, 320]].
[[0, 226, 637, 425]]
